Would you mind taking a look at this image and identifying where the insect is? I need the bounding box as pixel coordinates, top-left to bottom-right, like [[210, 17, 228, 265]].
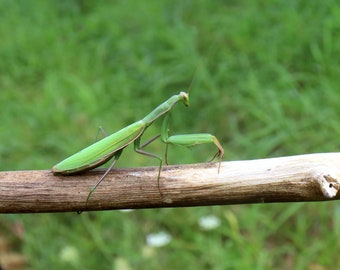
[[52, 91, 224, 204]]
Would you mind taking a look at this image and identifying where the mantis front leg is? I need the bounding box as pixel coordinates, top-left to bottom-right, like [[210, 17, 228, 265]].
[[161, 114, 224, 171]]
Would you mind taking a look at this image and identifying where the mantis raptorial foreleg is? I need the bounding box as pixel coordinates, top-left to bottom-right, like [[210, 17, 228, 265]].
[[161, 114, 224, 171]]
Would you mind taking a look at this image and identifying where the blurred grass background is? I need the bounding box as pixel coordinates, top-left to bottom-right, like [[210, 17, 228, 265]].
[[0, 0, 339, 269]]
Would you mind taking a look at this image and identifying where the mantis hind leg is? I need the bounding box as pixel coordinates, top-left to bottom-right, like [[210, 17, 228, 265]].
[[94, 126, 108, 141], [84, 149, 124, 209], [83, 126, 117, 207]]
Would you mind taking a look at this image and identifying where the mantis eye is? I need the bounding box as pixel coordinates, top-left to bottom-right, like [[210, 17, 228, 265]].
[[180, 91, 190, 107]]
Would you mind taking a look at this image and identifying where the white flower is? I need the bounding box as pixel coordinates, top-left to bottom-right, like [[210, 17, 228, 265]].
[[60, 246, 79, 264], [198, 215, 221, 230], [146, 231, 172, 247]]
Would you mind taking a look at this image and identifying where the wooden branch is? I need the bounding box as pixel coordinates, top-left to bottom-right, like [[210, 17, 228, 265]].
[[0, 153, 339, 213]]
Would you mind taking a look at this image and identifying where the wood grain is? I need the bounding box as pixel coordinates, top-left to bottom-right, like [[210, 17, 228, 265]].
[[0, 153, 339, 213]]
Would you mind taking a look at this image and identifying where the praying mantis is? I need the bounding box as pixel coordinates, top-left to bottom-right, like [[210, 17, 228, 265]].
[[52, 91, 224, 203]]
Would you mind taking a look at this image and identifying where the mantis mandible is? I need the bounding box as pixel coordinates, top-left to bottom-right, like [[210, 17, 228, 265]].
[[52, 91, 224, 203]]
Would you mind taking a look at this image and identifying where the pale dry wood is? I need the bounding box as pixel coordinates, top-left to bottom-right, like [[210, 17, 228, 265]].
[[0, 153, 339, 213]]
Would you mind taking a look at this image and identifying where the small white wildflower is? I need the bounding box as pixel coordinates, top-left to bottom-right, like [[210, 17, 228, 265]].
[[198, 215, 221, 230], [114, 257, 132, 270], [60, 246, 79, 264], [146, 231, 172, 247]]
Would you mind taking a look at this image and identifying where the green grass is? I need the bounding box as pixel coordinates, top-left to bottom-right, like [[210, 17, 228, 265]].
[[1, 0, 339, 269]]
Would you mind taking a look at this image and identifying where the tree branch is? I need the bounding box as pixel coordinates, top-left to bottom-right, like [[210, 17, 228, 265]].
[[0, 153, 339, 213]]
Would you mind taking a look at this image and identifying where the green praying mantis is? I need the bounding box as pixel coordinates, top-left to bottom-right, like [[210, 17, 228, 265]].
[[52, 91, 224, 204]]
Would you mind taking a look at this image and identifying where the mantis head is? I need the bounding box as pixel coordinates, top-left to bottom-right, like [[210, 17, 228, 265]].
[[179, 69, 195, 107], [179, 91, 190, 107]]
